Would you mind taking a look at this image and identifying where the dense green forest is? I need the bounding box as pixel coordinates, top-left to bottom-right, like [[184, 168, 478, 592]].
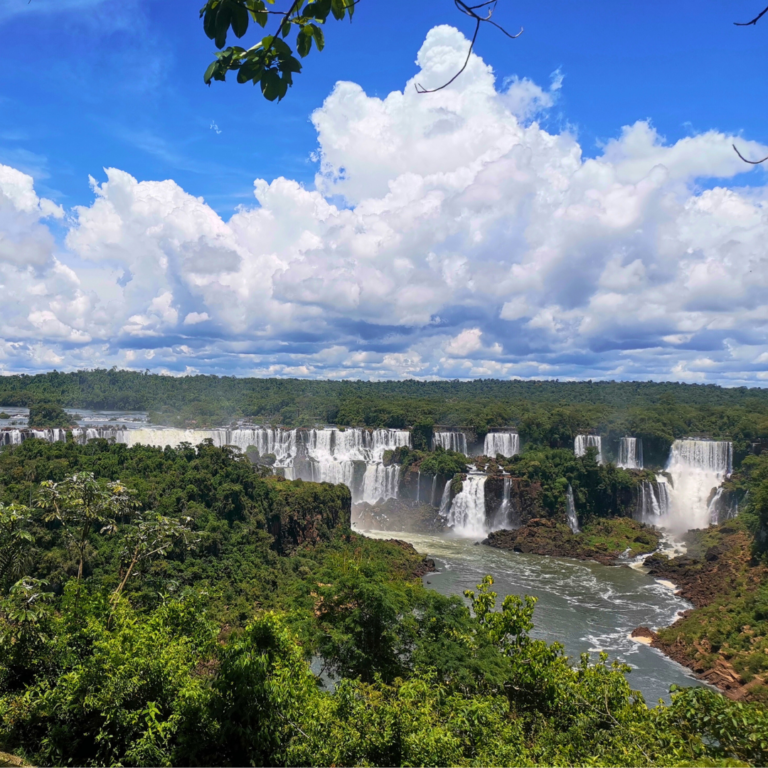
[[1, 438, 768, 766]]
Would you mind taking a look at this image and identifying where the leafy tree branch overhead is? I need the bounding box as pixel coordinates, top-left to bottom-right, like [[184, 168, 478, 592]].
[[199, 0, 521, 101]]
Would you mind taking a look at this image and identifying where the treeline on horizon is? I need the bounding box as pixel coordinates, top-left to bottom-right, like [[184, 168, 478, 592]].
[[2, 369, 768, 463]]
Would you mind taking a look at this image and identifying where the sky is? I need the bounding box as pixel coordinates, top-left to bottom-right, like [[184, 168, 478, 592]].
[[0, 0, 767, 383]]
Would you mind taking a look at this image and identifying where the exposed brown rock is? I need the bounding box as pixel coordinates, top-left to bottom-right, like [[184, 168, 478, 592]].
[[484, 517, 660, 566]]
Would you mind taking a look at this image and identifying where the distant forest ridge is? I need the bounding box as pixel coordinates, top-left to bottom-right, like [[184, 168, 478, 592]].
[[0, 371, 767, 454]]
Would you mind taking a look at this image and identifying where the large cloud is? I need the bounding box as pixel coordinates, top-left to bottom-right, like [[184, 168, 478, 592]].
[[0, 24, 767, 382]]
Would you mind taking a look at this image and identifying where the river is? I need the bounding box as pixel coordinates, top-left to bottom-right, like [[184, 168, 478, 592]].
[[363, 529, 703, 704]]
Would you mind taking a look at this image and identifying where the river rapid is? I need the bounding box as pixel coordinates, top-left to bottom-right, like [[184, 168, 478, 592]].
[[362, 529, 702, 704]]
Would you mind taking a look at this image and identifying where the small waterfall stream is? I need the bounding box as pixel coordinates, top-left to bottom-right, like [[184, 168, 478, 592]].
[[566, 484, 579, 533], [574, 435, 603, 464], [483, 433, 520, 458], [432, 431, 468, 454], [617, 437, 643, 469], [447, 475, 488, 537]]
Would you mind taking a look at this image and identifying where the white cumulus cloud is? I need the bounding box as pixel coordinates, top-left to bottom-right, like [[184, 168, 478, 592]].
[[0, 25, 766, 382]]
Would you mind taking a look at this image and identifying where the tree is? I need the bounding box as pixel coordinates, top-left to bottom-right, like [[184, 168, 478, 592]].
[[36, 473, 137, 580], [199, 0, 521, 101], [113, 513, 197, 598], [27, 401, 74, 429], [0, 504, 34, 589]]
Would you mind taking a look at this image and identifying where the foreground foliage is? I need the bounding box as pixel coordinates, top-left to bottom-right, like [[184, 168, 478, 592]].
[[0, 440, 767, 765]]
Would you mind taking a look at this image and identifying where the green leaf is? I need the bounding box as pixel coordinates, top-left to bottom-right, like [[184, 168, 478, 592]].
[[279, 55, 302, 74], [270, 37, 293, 56], [306, 0, 332, 20], [261, 69, 282, 101], [214, 2, 232, 49], [330, 0, 346, 21], [309, 23, 324, 51], [203, 61, 219, 85], [231, 2, 249, 37], [296, 27, 312, 57], [203, 2, 219, 39]]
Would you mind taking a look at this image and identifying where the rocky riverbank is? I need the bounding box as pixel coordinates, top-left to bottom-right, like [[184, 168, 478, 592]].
[[483, 517, 661, 566], [633, 522, 767, 703]]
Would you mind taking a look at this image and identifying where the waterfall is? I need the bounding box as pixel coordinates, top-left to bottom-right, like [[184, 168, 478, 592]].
[[438, 480, 452, 517], [566, 484, 579, 533], [447, 474, 488, 537], [635, 478, 670, 523], [618, 437, 643, 469], [574, 435, 603, 464], [490, 476, 518, 531], [664, 439, 732, 532], [708, 487, 739, 526], [416, 470, 420, 503], [0, 425, 410, 506], [430, 474, 437, 506], [483, 432, 520, 458], [432, 431, 467, 454]]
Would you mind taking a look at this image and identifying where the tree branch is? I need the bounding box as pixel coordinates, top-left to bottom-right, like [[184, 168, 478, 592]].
[[734, 4, 768, 25], [416, 0, 522, 94], [732, 144, 768, 165]]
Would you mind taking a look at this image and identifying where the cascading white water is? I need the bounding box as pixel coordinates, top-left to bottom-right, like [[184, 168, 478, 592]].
[[574, 435, 603, 464], [707, 487, 739, 526], [432, 431, 467, 454], [0, 428, 67, 445], [490, 476, 518, 531], [483, 432, 520, 458], [438, 480, 452, 517], [447, 474, 487, 537], [430, 474, 437, 506], [0, 424, 410, 505], [617, 437, 643, 469], [635, 479, 669, 523], [566, 484, 579, 533], [664, 439, 732, 532]]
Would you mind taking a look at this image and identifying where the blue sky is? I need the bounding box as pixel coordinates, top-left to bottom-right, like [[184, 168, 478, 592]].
[[0, 0, 767, 382]]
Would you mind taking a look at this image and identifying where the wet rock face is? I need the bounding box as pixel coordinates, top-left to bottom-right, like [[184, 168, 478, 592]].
[[484, 476, 543, 528]]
